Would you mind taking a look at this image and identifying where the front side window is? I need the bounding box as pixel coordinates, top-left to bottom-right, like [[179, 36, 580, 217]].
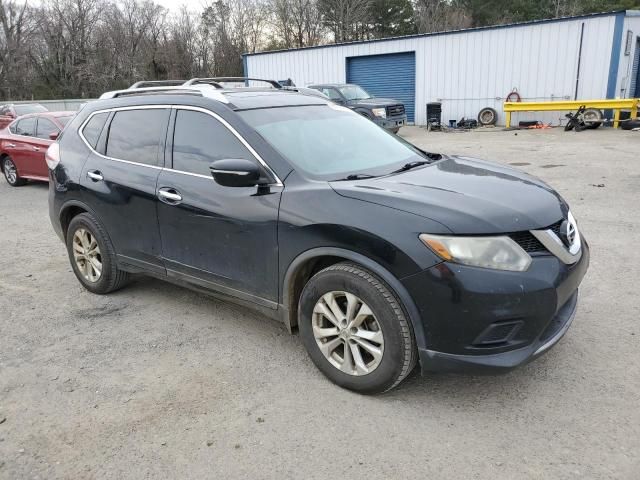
[[56, 115, 73, 127], [36, 118, 58, 139], [82, 112, 109, 149], [15, 117, 36, 136], [106, 109, 170, 165], [239, 105, 426, 180], [337, 85, 371, 101], [321, 88, 343, 101], [172, 109, 254, 176]]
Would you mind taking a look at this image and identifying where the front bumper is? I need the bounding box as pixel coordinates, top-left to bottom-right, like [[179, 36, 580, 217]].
[[375, 115, 407, 131], [402, 238, 590, 373]]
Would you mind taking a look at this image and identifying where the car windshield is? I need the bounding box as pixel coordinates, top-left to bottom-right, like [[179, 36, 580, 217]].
[[337, 85, 371, 101], [239, 105, 428, 180], [14, 104, 47, 116]]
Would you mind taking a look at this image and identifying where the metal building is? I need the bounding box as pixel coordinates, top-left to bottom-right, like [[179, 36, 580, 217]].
[[244, 10, 640, 126]]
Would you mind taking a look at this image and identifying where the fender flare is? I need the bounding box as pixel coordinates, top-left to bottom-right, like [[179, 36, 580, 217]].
[[282, 247, 428, 357], [58, 199, 109, 242]]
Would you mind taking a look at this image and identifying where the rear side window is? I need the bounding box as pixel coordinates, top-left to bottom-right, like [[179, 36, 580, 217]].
[[106, 109, 169, 165], [36, 118, 59, 139], [15, 117, 36, 136], [81, 112, 109, 149], [172, 109, 254, 176]]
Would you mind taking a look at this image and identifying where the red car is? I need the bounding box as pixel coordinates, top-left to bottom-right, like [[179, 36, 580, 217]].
[[0, 103, 48, 129], [1, 111, 75, 186]]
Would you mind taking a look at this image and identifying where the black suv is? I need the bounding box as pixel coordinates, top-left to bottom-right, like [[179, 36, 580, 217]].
[[308, 83, 407, 133], [47, 78, 589, 394]]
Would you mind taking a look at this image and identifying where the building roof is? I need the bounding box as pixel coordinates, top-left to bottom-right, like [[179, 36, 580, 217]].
[[244, 10, 629, 57]]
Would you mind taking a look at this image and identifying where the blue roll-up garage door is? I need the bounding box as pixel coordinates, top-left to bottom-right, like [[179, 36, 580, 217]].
[[346, 52, 416, 122]]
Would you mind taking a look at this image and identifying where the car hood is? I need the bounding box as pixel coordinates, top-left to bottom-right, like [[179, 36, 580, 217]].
[[348, 97, 403, 107], [329, 156, 568, 234]]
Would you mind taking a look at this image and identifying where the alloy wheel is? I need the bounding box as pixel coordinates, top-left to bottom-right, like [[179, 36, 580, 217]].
[[4, 158, 17, 184], [72, 228, 102, 283], [312, 291, 384, 375]]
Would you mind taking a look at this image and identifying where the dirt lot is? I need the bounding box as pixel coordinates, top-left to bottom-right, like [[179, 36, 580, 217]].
[[0, 127, 639, 479]]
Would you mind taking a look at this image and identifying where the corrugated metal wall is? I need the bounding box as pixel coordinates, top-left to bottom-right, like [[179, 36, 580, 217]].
[[616, 13, 640, 98], [246, 14, 620, 125]]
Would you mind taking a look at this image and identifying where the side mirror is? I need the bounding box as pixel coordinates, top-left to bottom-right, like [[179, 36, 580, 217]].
[[49, 131, 59, 140], [209, 159, 262, 187]]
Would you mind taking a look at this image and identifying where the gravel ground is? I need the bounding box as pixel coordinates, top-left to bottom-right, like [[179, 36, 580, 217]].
[[0, 126, 638, 479]]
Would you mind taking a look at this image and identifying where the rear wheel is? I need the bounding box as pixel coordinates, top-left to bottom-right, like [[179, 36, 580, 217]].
[[2, 156, 26, 186], [66, 213, 129, 294], [298, 262, 417, 394]]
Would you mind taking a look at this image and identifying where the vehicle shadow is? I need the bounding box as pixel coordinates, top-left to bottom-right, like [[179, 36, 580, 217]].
[[119, 275, 564, 405]]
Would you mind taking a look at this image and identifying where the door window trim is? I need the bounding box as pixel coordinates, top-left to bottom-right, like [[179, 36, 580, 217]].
[[9, 117, 38, 138], [78, 104, 283, 186]]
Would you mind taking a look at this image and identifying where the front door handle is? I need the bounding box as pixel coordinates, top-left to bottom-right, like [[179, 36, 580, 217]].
[[6, 143, 15, 148], [158, 188, 182, 204], [87, 170, 103, 182], [32, 146, 40, 151]]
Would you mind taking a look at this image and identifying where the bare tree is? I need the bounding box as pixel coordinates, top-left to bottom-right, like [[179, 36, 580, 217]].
[[318, 0, 371, 43], [414, 0, 470, 33], [0, 0, 34, 99], [270, 0, 324, 48]]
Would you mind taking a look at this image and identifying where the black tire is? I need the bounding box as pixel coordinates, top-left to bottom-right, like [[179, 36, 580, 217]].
[[621, 119, 640, 130], [298, 262, 417, 394], [582, 108, 603, 129], [477, 107, 498, 126], [2, 156, 27, 186], [389, 127, 400, 134], [66, 212, 129, 294]]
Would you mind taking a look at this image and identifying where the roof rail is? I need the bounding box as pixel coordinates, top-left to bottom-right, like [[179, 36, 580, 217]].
[[129, 80, 186, 89], [184, 77, 282, 89], [99, 85, 229, 103]]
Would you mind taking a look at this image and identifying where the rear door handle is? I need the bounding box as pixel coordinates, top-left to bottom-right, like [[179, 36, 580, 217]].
[[6, 143, 15, 148], [32, 146, 40, 151], [87, 170, 103, 182], [158, 188, 182, 204]]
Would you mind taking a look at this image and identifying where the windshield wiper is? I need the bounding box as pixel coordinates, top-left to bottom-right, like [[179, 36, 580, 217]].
[[332, 173, 377, 181], [389, 160, 430, 174]]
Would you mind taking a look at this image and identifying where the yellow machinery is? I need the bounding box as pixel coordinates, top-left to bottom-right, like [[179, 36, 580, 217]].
[[503, 99, 639, 128]]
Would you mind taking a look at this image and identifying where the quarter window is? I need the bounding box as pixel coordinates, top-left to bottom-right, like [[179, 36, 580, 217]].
[[15, 117, 36, 136], [36, 118, 58, 139], [82, 112, 109, 149], [172, 109, 254, 176], [106, 109, 169, 166]]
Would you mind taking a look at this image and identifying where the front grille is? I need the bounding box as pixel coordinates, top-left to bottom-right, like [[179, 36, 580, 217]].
[[509, 220, 563, 254], [386, 105, 405, 117]]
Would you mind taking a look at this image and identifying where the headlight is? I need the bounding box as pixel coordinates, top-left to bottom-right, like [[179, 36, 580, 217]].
[[419, 234, 532, 271], [371, 108, 386, 118]]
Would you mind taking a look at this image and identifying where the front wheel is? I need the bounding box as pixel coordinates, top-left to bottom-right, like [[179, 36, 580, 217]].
[[298, 263, 417, 394], [3, 156, 26, 186]]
